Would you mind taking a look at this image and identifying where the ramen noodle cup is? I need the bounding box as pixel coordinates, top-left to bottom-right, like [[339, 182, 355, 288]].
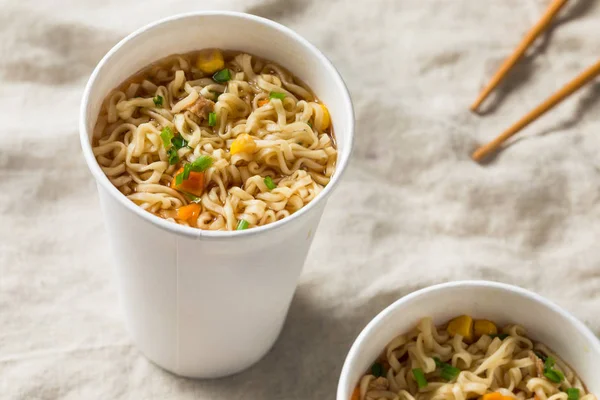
[[337, 281, 600, 399], [80, 12, 354, 378]]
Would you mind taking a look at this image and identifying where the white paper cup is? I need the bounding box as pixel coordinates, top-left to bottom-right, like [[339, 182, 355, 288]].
[[80, 11, 354, 378], [337, 281, 600, 399]]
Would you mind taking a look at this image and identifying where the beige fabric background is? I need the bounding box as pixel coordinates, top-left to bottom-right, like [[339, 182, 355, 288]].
[[1, 0, 600, 398]]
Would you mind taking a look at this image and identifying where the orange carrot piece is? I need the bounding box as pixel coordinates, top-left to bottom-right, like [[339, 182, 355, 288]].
[[350, 386, 360, 400], [177, 203, 201, 222], [170, 167, 205, 197]]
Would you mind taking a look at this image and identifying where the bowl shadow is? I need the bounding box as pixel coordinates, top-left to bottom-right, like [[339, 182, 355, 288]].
[[152, 284, 427, 399]]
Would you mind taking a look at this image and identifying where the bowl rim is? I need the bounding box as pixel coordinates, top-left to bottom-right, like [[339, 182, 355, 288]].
[[79, 11, 355, 240], [336, 280, 600, 399]]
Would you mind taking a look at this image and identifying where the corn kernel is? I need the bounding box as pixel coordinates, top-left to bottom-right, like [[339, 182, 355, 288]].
[[230, 133, 257, 155], [196, 49, 225, 74], [474, 319, 498, 338], [447, 315, 473, 342], [320, 104, 330, 130]]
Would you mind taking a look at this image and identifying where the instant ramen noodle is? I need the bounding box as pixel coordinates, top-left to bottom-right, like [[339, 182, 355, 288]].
[[93, 49, 336, 231], [352, 316, 596, 400]]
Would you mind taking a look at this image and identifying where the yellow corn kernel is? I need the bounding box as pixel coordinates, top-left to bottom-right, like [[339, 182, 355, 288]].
[[447, 315, 473, 342], [196, 49, 224, 74], [474, 319, 498, 338], [320, 104, 330, 130], [230, 133, 257, 155]]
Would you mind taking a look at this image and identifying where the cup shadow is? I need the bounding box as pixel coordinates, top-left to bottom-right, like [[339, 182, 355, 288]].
[[154, 283, 427, 399], [476, 0, 596, 116]]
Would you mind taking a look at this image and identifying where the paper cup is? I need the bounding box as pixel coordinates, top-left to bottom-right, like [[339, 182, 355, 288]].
[[80, 12, 354, 378], [337, 281, 600, 399]]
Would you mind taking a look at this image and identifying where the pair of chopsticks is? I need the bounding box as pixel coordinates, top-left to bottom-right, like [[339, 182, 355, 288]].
[[471, 0, 600, 162]]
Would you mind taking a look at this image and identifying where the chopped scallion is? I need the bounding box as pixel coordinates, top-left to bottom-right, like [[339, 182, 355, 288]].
[[534, 351, 547, 362], [153, 95, 163, 107], [433, 357, 460, 381], [370, 363, 383, 378], [567, 388, 580, 400], [412, 368, 428, 389], [208, 112, 217, 127], [212, 68, 231, 83], [269, 91, 285, 100], [236, 219, 249, 230], [544, 356, 556, 370], [307, 121, 313, 129], [189, 155, 213, 172], [160, 126, 174, 148], [182, 163, 191, 180], [543, 368, 564, 383], [171, 135, 188, 150], [440, 364, 460, 381], [183, 192, 200, 202], [167, 148, 179, 165], [264, 176, 276, 190], [175, 171, 183, 186], [490, 333, 509, 340]]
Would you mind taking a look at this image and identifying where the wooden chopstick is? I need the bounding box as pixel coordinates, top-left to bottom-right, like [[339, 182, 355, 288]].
[[470, 0, 569, 112], [472, 59, 600, 162]]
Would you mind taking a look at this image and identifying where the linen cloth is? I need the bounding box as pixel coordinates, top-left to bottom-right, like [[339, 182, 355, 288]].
[[1, 0, 599, 398]]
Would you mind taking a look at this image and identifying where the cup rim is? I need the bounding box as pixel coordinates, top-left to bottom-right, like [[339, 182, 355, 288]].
[[79, 11, 355, 240], [336, 280, 600, 400]]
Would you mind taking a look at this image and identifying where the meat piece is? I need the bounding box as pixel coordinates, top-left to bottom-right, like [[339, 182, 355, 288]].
[[186, 95, 214, 121], [529, 351, 545, 377]]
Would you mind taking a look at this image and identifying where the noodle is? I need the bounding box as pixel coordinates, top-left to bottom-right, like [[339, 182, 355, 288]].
[[92, 49, 336, 231], [354, 316, 596, 400]]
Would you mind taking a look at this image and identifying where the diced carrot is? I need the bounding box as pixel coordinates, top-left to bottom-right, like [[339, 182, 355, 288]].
[[177, 203, 201, 222], [482, 393, 512, 400], [350, 386, 360, 400], [258, 99, 269, 107], [170, 167, 205, 197]]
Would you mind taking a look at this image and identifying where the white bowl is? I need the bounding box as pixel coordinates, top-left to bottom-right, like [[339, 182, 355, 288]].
[[79, 12, 354, 378], [337, 281, 600, 399]]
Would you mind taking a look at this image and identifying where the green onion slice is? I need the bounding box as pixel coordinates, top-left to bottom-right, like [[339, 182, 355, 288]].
[[182, 163, 191, 180], [534, 351, 547, 362], [153, 95, 163, 107], [370, 363, 383, 378], [208, 112, 217, 127], [171, 135, 188, 150], [167, 148, 179, 165], [269, 91, 286, 100], [543, 368, 564, 383], [264, 176, 276, 190], [490, 333, 509, 340], [175, 171, 183, 186], [307, 121, 313, 129], [212, 68, 231, 83], [160, 126, 174, 148], [544, 356, 556, 370], [183, 192, 201, 202], [412, 368, 428, 389], [567, 388, 580, 400], [433, 357, 460, 381], [189, 155, 213, 172], [440, 364, 460, 381], [236, 219, 249, 230]]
